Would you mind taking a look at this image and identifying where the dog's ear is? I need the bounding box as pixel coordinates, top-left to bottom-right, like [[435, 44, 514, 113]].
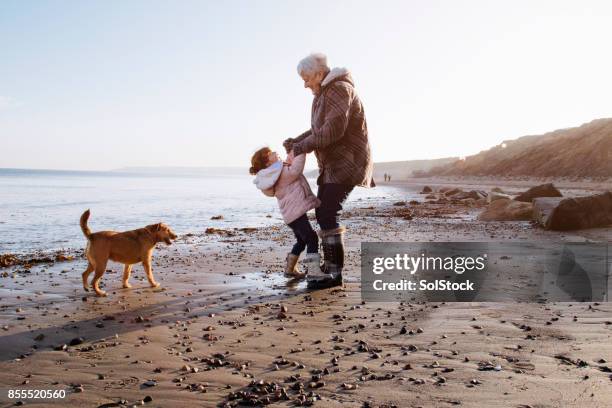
[[146, 223, 162, 232]]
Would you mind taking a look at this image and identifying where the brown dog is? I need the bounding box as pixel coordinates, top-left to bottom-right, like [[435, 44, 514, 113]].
[[79, 209, 177, 296]]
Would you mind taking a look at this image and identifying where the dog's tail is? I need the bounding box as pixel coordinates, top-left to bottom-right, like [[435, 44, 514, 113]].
[[80, 209, 92, 239]]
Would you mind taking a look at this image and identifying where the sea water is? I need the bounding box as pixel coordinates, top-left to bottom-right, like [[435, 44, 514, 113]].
[[0, 168, 408, 254]]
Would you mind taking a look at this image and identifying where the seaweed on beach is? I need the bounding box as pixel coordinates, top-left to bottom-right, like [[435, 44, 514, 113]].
[[0, 250, 81, 269]]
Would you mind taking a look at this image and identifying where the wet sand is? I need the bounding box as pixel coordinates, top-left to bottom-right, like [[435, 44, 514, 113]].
[[1, 180, 611, 407]]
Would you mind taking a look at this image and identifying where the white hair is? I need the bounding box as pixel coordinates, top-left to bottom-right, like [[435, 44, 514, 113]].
[[297, 52, 329, 76]]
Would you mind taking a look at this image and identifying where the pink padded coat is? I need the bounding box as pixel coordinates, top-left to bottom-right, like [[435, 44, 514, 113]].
[[253, 154, 320, 224]]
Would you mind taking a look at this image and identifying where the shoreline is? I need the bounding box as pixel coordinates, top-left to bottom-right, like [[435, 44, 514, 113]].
[[380, 176, 612, 194], [0, 181, 409, 267], [3, 175, 610, 265]]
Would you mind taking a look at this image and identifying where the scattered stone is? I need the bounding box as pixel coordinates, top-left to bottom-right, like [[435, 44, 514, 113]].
[[478, 198, 533, 221], [452, 190, 487, 201], [478, 361, 502, 371], [69, 337, 85, 346], [555, 355, 588, 367], [444, 188, 463, 197], [515, 183, 562, 202], [488, 191, 512, 203]]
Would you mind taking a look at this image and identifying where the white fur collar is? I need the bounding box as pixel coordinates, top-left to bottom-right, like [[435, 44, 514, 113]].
[[253, 161, 282, 191], [321, 67, 350, 87]]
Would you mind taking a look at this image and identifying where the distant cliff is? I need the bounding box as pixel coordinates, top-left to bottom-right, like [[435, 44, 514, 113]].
[[425, 118, 612, 178]]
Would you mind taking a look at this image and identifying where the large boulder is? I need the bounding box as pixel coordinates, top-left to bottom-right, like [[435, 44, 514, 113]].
[[449, 190, 486, 201], [452, 190, 487, 201], [515, 183, 562, 202], [478, 198, 533, 221], [488, 191, 512, 203], [533, 192, 612, 230], [444, 188, 463, 196], [421, 186, 433, 193]]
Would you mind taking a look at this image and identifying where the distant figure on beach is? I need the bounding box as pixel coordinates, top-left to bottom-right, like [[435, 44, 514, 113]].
[[384, 173, 388, 182], [250, 147, 323, 281], [284, 52, 374, 289], [388, 174, 391, 182]]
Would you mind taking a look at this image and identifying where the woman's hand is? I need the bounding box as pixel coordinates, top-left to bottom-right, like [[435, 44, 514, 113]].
[[283, 138, 294, 153], [286, 150, 295, 164]]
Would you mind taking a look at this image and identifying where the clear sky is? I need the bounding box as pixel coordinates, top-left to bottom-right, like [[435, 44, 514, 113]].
[[1, 0, 611, 170]]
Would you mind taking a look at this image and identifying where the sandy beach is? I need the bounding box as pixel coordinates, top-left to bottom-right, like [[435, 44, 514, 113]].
[[1, 179, 611, 408]]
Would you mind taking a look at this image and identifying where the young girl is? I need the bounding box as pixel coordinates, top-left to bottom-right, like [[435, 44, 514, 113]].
[[250, 147, 327, 282]]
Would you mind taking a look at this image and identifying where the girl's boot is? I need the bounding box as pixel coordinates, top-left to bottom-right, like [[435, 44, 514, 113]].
[[285, 253, 305, 279]]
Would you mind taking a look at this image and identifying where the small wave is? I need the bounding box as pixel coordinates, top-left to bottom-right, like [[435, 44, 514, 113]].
[[22, 200, 107, 209]]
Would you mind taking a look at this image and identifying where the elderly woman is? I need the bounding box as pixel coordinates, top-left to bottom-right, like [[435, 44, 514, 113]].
[[284, 52, 374, 289]]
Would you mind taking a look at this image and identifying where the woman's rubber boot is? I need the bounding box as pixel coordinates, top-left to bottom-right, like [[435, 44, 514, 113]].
[[285, 253, 305, 279], [319, 226, 345, 288], [305, 253, 335, 289]]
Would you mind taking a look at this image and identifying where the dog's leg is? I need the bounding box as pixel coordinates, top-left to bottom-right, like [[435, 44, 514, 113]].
[[92, 260, 108, 297], [82, 263, 94, 291], [122, 264, 133, 288], [143, 258, 160, 288]]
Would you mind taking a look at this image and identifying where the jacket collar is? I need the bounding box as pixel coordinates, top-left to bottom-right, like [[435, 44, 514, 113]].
[[321, 67, 353, 88], [253, 160, 282, 191]]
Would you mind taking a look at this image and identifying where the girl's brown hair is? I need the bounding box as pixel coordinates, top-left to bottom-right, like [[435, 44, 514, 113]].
[[249, 147, 271, 175]]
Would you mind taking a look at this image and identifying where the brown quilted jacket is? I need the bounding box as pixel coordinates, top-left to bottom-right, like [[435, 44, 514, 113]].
[[291, 68, 374, 187]]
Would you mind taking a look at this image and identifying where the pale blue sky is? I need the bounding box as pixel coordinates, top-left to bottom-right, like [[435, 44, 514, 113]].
[[1, 0, 612, 170]]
